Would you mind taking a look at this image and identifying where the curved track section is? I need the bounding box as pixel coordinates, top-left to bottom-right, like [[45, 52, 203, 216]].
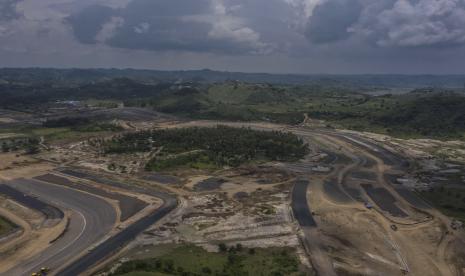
[[57, 192, 177, 276], [1, 178, 117, 276], [0, 184, 64, 220]]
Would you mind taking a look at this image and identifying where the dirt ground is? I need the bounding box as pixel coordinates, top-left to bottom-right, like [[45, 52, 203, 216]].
[[306, 130, 465, 276], [0, 200, 68, 274], [1, 118, 465, 276], [0, 153, 41, 171], [92, 119, 465, 276], [0, 154, 55, 180]]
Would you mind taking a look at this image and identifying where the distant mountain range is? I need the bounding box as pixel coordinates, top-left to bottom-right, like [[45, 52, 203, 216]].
[[1, 68, 465, 88]]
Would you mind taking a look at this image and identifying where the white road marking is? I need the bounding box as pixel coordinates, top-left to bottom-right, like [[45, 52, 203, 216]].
[[22, 210, 87, 275]]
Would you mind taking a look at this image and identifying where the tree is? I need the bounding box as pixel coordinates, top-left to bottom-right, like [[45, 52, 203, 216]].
[[201, 267, 212, 274], [2, 143, 9, 153], [25, 144, 40, 154], [218, 243, 228, 252], [163, 259, 174, 272]]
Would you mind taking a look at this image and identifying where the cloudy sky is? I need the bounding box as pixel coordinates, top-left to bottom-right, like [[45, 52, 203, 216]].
[[1, 0, 465, 74]]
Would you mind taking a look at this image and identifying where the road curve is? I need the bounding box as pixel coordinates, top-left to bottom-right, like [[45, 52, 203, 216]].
[[1, 178, 116, 276], [57, 191, 177, 276], [291, 179, 317, 227], [0, 183, 64, 220]]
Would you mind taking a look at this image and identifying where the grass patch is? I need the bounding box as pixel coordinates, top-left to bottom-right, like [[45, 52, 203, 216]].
[[112, 244, 307, 276], [420, 187, 465, 222], [118, 272, 170, 276], [0, 215, 18, 237], [2, 124, 123, 144], [145, 151, 219, 171]]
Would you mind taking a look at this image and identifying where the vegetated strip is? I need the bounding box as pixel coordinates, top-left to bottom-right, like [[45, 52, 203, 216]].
[[0, 183, 64, 219], [0, 215, 20, 239], [291, 179, 317, 227], [34, 174, 148, 221]]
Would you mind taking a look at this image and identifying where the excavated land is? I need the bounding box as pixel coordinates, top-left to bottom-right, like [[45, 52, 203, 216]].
[[0, 115, 464, 276], [161, 120, 465, 276]]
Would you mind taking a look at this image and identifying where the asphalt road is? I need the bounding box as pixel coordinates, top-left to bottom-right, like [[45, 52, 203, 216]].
[[35, 174, 147, 221], [361, 184, 408, 217], [289, 127, 413, 276], [57, 192, 177, 276], [1, 178, 116, 276], [291, 179, 317, 227], [52, 169, 180, 275], [0, 184, 63, 220], [291, 178, 336, 276], [331, 132, 409, 169]]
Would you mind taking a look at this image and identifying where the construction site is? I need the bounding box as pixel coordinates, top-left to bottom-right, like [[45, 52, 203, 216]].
[[0, 107, 464, 276]]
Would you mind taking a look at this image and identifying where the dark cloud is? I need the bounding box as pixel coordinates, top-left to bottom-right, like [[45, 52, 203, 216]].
[[305, 0, 362, 44], [105, 0, 213, 52], [0, 0, 20, 21], [65, 0, 465, 53], [66, 0, 268, 54], [2, 0, 465, 73], [67, 5, 114, 44], [121, 0, 211, 17], [107, 18, 213, 52]]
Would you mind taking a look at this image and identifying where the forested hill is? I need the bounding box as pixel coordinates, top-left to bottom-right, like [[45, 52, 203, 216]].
[[1, 72, 465, 139], [1, 68, 465, 88], [373, 93, 465, 137]]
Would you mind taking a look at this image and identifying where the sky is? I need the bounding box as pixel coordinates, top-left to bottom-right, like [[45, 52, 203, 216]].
[[1, 0, 465, 74]]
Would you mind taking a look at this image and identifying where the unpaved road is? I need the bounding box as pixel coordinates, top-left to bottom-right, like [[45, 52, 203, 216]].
[[298, 128, 460, 276]]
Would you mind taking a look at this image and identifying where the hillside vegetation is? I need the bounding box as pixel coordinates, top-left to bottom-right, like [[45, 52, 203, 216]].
[[1, 72, 465, 139], [103, 126, 309, 170], [111, 244, 304, 276]]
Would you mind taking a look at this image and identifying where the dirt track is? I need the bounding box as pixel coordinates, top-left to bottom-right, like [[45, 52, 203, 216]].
[[301, 129, 465, 276]]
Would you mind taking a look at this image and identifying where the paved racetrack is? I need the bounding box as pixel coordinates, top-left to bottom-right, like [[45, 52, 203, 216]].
[[291, 179, 317, 227], [57, 193, 177, 276], [1, 178, 116, 276]]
